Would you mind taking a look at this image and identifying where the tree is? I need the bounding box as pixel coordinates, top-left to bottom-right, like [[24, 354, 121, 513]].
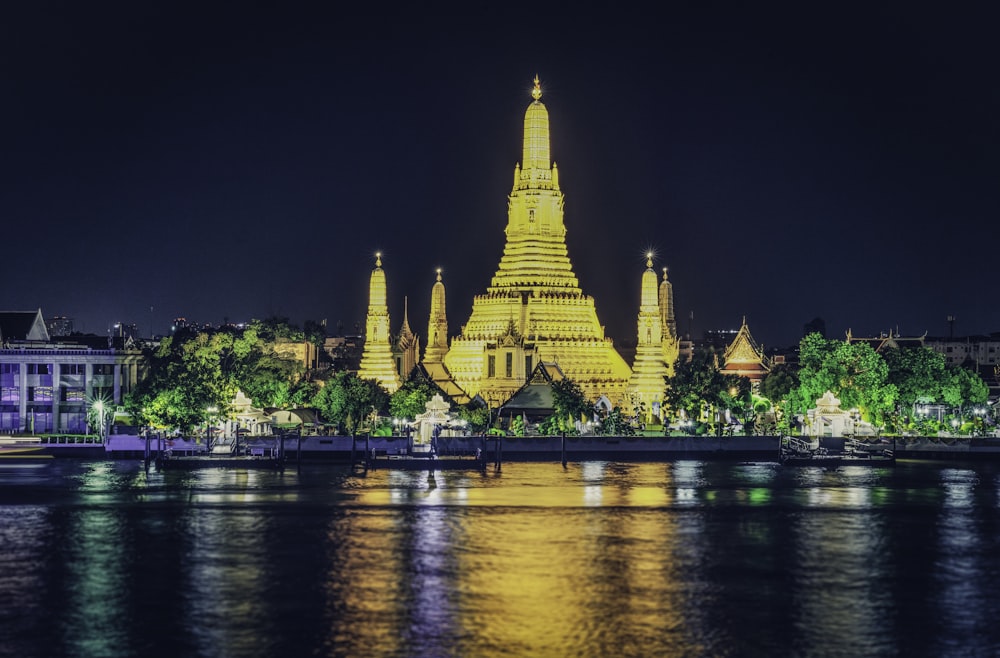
[[389, 377, 441, 420], [792, 334, 897, 429], [882, 346, 947, 418], [549, 378, 592, 434], [942, 364, 989, 409], [598, 406, 635, 436], [663, 346, 737, 434], [124, 325, 307, 435], [311, 372, 389, 435]]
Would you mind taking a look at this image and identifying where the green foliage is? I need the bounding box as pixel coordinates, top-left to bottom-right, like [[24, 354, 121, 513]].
[[457, 404, 492, 434], [942, 364, 989, 408], [311, 371, 389, 435], [509, 416, 525, 437], [791, 333, 898, 428], [663, 346, 746, 434], [760, 363, 797, 407], [882, 346, 947, 413], [546, 378, 591, 434], [389, 377, 441, 420], [598, 407, 635, 436], [124, 322, 309, 435]]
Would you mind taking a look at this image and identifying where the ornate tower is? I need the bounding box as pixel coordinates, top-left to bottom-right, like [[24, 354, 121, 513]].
[[443, 76, 632, 405], [393, 297, 419, 381], [423, 269, 449, 365], [629, 255, 671, 424], [357, 253, 401, 393], [660, 266, 680, 374]]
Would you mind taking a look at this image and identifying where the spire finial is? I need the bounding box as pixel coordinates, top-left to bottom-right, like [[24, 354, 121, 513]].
[[531, 74, 542, 101], [662, 266, 668, 280], [436, 267, 442, 282], [375, 251, 382, 268], [646, 252, 653, 268]]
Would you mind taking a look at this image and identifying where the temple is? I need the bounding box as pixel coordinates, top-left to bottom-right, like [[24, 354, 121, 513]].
[[720, 317, 771, 389], [357, 253, 401, 393], [442, 76, 633, 405], [628, 255, 679, 423], [392, 296, 419, 380]]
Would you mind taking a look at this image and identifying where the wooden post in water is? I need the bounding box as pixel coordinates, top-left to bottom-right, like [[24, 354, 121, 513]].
[[297, 431, 302, 465], [495, 435, 502, 472], [561, 432, 567, 468], [144, 431, 151, 471]]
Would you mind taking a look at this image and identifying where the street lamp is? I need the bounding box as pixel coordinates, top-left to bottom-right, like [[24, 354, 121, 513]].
[[93, 400, 107, 440], [206, 406, 218, 451]]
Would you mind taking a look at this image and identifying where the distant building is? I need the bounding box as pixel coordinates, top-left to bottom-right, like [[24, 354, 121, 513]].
[[1, 309, 143, 434], [45, 316, 74, 337]]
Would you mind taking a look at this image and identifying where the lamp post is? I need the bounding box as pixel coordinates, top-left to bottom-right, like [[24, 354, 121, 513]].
[[206, 406, 218, 452]]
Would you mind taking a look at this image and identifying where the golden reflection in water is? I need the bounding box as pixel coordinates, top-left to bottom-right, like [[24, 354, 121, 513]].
[[322, 509, 406, 657], [317, 463, 707, 657], [460, 489, 691, 653]]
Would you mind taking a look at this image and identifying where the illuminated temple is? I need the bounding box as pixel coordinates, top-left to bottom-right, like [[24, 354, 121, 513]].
[[443, 77, 633, 405], [628, 256, 679, 423], [357, 253, 401, 393]]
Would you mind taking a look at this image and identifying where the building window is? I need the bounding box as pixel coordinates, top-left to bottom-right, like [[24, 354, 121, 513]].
[[525, 355, 533, 376], [505, 353, 513, 378], [1, 387, 18, 403], [61, 364, 85, 375], [92, 364, 114, 376], [27, 363, 51, 375], [29, 386, 53, 402], [487, 355, 496, 378], [62, 387, 85, 402], [1, 364, 19, 375]]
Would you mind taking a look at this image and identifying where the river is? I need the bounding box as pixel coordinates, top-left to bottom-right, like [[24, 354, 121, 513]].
[[1, 458, 998, 657]]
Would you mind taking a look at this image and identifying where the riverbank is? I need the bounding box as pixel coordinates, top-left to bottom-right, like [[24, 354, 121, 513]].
[[37, 434, 1000, 462]]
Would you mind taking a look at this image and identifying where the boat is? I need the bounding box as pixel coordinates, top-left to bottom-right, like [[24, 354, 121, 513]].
[[779, 436, 895, 467], [0, 436, 53, 461]]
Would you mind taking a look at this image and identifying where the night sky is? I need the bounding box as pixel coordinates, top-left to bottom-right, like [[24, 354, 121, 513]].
[[3, 4, 996, 350]]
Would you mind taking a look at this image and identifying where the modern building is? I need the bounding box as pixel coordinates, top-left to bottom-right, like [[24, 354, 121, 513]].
[[0, 309, 143, 434]]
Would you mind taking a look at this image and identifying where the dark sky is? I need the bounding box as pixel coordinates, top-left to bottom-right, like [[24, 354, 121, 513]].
[[3, 4, 997, 349]]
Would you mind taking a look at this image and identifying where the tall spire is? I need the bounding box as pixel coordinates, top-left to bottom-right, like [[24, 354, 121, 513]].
[[629, 254, 669, 423], [444, 77, 632, 406], [423, 268, 449, 364], [659, 266, 677, 340], [520, 74, 552, 179], [358, 252, 401, 393], [400, 296, 413, 339]]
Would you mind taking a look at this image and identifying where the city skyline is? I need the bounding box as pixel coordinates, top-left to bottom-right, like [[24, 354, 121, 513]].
[[4, 5, 996, 350]]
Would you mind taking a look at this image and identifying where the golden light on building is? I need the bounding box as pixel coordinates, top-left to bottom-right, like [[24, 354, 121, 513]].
[[358, 252, 401, 393], [443, 76, 633, 406]]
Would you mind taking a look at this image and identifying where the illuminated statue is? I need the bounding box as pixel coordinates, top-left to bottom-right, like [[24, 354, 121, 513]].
[[357, 253, 401, 393], [443, 76, 632, 406]]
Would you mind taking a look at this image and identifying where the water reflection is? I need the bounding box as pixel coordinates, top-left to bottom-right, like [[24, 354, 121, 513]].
[[4, 460, 1000, 656]]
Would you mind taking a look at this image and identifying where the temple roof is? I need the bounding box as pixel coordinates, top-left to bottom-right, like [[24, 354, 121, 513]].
[[0, 309, 50, 343]]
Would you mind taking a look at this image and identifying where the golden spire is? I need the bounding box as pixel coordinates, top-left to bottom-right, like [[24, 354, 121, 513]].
[[532, 74, 542, 101]]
